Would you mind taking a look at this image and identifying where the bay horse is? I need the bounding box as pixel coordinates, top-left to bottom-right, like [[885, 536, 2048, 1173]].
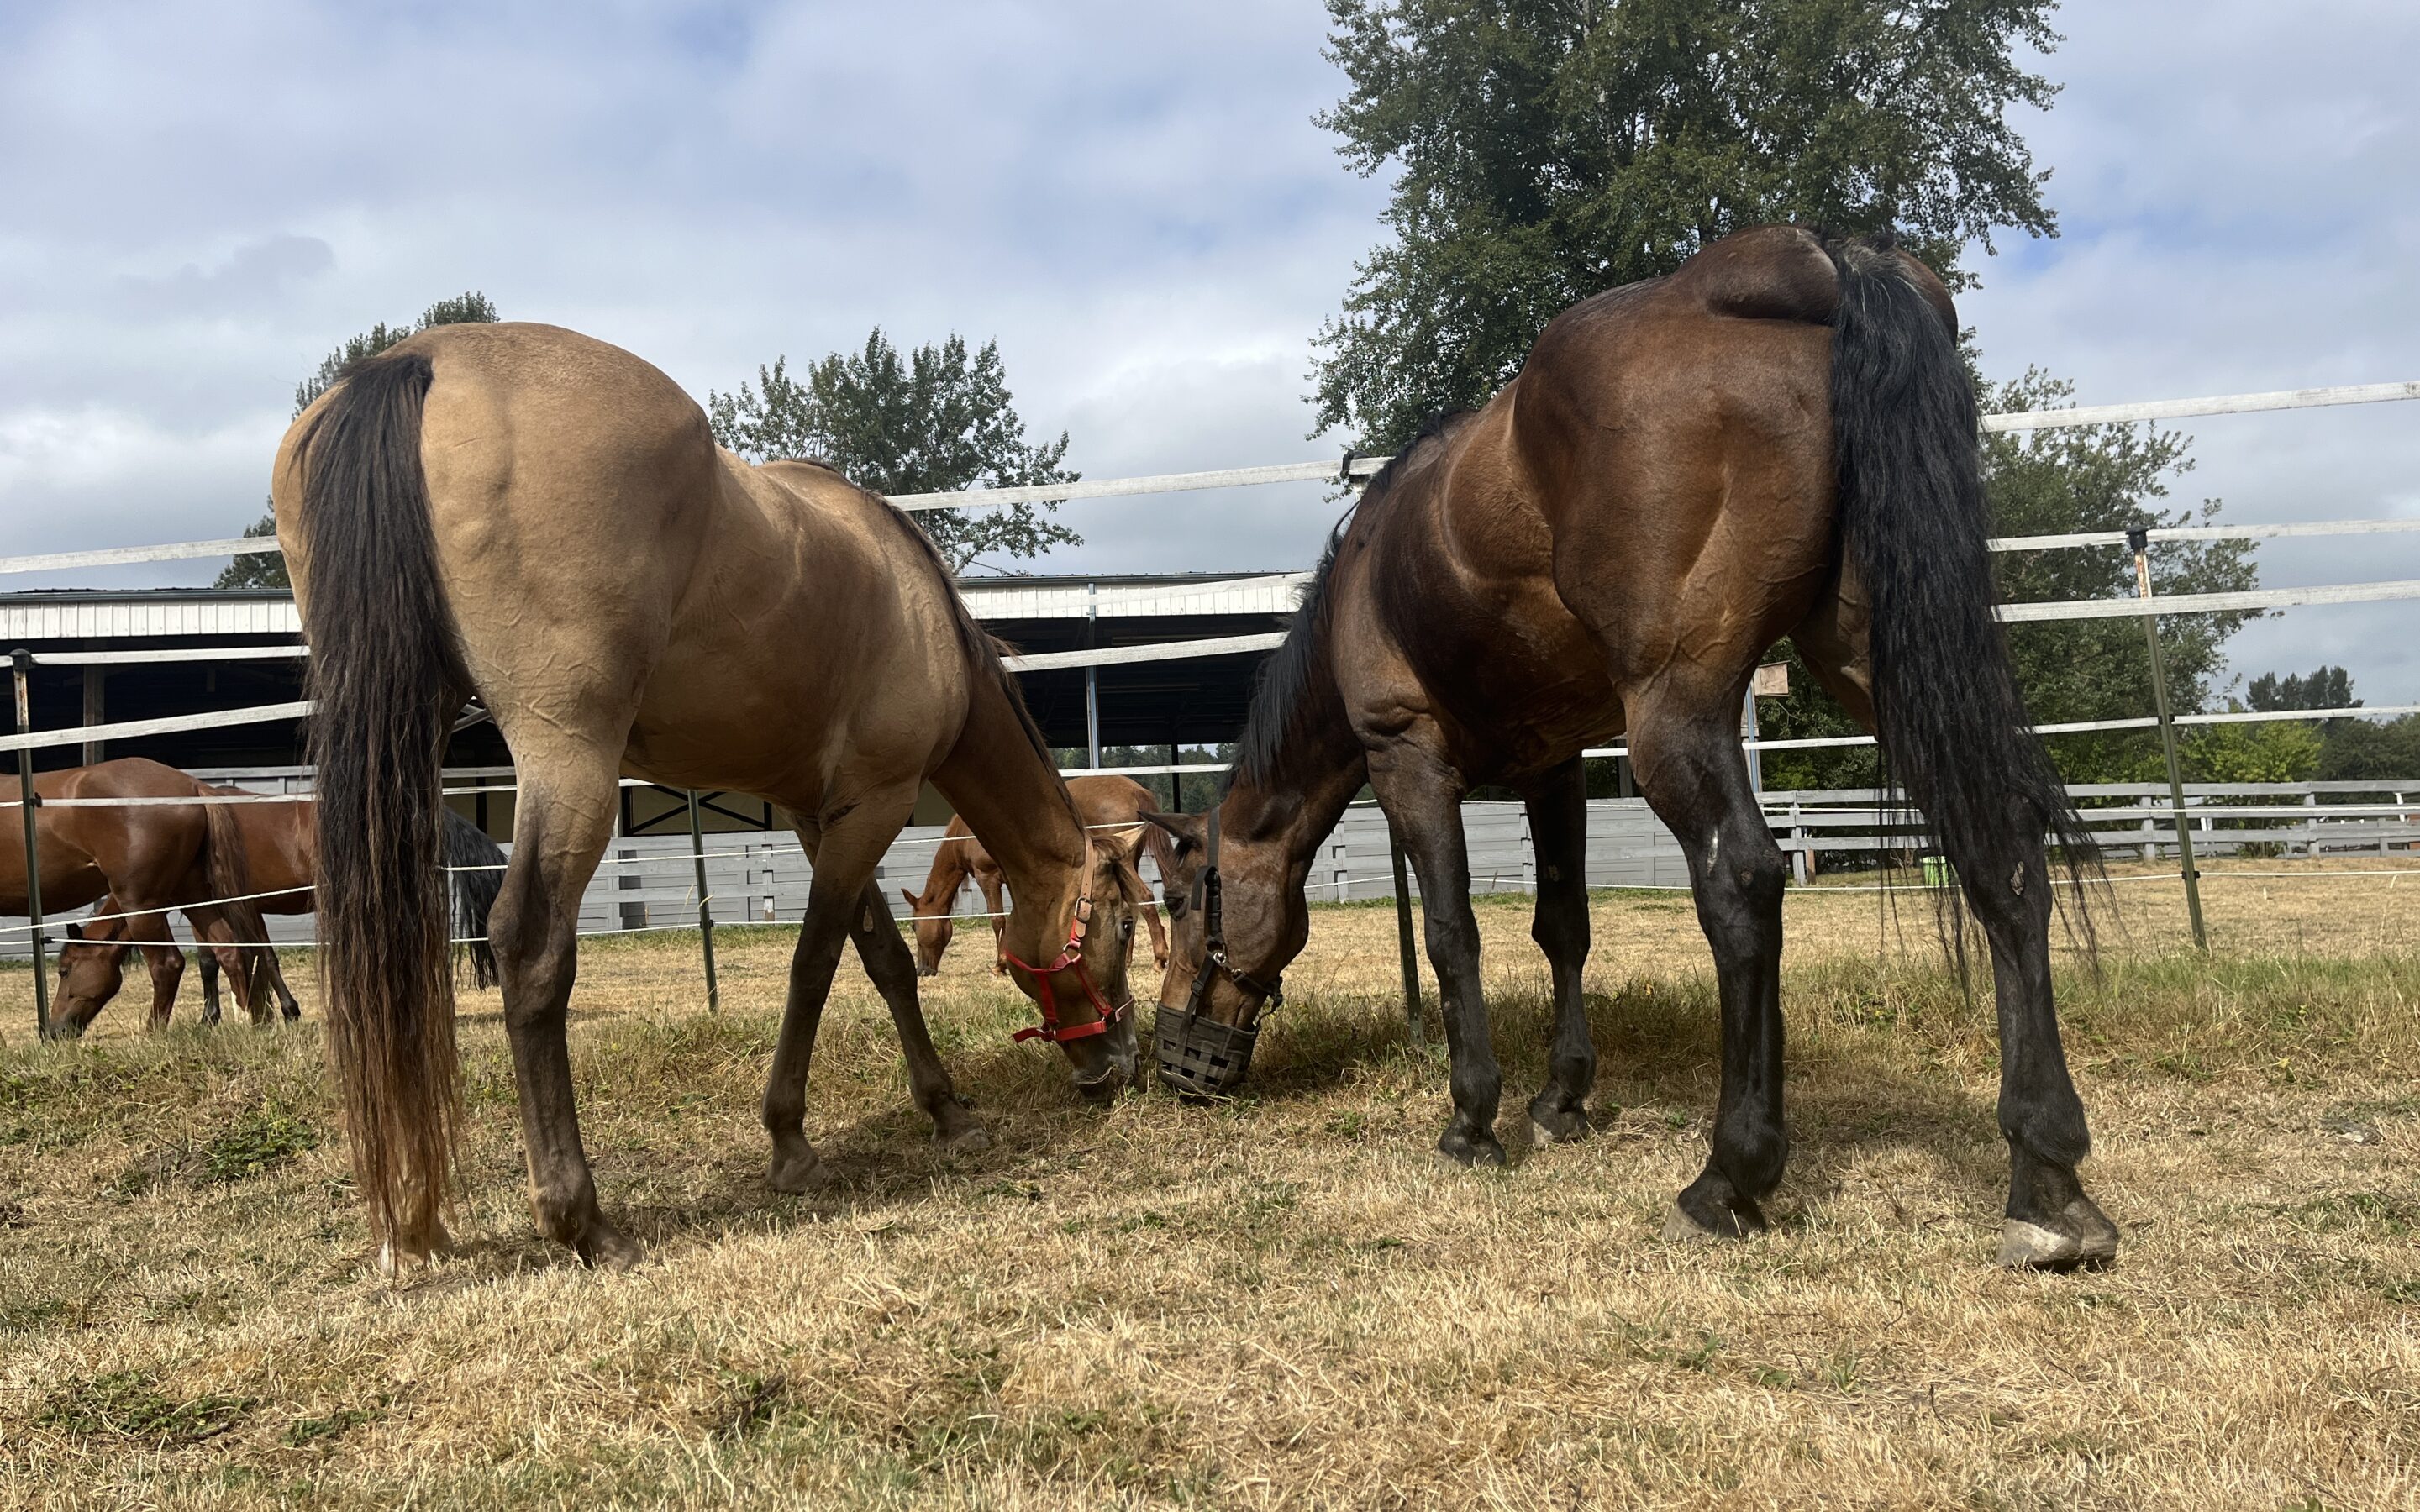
[[1143, 227, 2115, 1271], [273, 323, 1139, 1269], [50, 801, 508, 1032], [899, 774, 1180, 977], [2, 758, 273, 1037]]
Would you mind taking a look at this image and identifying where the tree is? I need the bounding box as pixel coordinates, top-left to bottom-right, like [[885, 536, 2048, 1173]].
[[216, 291, 500, 589], [1311, 0, 2064, 450], [2249, 665, 2356, 712], [708, 330, 1080, 572], [1757, 370, 2262, 790]]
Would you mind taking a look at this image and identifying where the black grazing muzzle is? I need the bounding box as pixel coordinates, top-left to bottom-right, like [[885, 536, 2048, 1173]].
[[1151, 806, 1283, 1097]]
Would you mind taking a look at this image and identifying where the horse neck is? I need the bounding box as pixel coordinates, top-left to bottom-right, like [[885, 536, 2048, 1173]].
[[934, 667, 1086, 917], [1223, 659, 1370, 880]]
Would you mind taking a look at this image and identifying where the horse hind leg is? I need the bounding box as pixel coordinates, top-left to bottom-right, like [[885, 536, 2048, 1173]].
[[1628, 692, 1790, 1240], [1522, 757, 1597, 1144], [487, 743, 640, 1268]]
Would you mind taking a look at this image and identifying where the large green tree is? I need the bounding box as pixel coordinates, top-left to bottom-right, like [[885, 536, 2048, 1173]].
[[216, 291, 499, 590], [708, 331, 1080, 572], [1312, 0, 2063, 449]]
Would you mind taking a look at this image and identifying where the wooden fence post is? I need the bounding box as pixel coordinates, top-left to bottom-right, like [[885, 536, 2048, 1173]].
[[687, 790, 719, 1013], [2128, 528, 2207, 950]]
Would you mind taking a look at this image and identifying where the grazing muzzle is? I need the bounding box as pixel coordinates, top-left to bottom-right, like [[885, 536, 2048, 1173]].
[[1150, 806, 1281, 1098]]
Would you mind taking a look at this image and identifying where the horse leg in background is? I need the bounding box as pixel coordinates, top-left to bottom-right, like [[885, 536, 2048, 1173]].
[[486, 748, 639, 1268], [1628, 695, 1790, 1241], [210, 906, 300, 1022], [1367, 739, 1503, 1167], [189, 910, 274, 1026], [839, 872, 988, 1152], [1123, 846, 1171, 969], [761, 789, 921, 1193], [115, 907, 187, 1030], [196, 937, 221, 1026], [976, 866, 1009, 976], [1521, 757, 1597, 1143]]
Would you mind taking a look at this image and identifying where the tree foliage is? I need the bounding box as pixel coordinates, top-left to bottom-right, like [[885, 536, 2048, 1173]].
[[2249, 665, 2356, 712], [217, 291, 499, 590], [1311, 0, 2063, 449], [708, 330, 1080, 572]]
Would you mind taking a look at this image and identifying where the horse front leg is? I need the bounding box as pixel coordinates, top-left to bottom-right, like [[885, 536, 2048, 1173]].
[[1368, 740, 1502, 1167]]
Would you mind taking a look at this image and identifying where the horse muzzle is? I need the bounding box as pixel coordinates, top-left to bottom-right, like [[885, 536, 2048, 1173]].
[[1151, 1001, 1258, 1097]]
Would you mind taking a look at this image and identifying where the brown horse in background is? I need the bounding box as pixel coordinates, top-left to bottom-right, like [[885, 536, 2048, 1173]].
[[1144, 227, 2115, 1271], [2, 759, 272, 1037], [900, 774, 1179, 977], [275, 323, 1139, 1269], [51, 801, 508, 1032]]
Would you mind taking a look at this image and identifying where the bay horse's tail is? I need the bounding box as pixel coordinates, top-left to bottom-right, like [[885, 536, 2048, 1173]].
[[440, 809, 506, 990], [293, 349, 462, 1252], [198, 796, 276, 1019], [1826, 238, 2102, 939]]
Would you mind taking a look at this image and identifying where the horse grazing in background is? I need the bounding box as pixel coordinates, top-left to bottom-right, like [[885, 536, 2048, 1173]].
[[50, 802, 508, 1032], [900, 774, 1180, 977], [1, 758, 274, 1037], [274, 323, 1139, 1270], [1143, 227, 2117, 1271]]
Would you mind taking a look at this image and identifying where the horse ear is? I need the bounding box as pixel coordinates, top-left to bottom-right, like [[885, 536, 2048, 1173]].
[[899, 887, 919, 912], [65, 922, 84, 941], [1139, 811, 1207, 853]]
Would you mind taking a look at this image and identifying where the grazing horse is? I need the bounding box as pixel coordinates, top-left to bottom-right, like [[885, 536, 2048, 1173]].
[[50, 802, 508, 1031], [1143, 227, 2115, 1271], [273, 323, 1139, 1269], [2, 758, 272, 1037], [899, 774, 1180, 977]]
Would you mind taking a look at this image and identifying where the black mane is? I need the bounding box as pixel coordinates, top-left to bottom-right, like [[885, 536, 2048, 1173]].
[[1228, 412, 1470, 792]]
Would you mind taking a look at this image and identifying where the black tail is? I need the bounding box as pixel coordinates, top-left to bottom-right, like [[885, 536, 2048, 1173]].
[[1826, 238, 2102, 948], [440, 808, 506, 990], [294, 349, 462, 1255]]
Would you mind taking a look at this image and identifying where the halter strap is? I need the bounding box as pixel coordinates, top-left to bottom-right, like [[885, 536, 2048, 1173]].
[[1179, 804, 1285, 1020], [1003, 835, 1133, 1044]]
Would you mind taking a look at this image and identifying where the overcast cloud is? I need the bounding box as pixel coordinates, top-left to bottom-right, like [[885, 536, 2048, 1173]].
[[3, 1, 2414, 701]]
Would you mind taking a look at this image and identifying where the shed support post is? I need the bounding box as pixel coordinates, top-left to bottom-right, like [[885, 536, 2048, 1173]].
[[2129, 528, 2207, 951], [13, 650, 50, 1039]]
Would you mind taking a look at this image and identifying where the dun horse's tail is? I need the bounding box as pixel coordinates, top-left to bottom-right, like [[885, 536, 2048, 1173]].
[[292, 349, 462, 1253], [198, 797, 275, 1020], [440, 809, 506, 990], [1825, 238, 2101, 942]]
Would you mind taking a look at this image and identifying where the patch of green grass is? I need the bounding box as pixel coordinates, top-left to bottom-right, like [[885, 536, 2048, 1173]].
[[2287, 1193, 2417, 1237], [283, 1404, 381, 1448], [197, 1099, 318, 1184], [38, 1371, 253, 1447]]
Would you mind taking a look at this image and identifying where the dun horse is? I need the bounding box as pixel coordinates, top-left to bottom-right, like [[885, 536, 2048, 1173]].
[[899, 773, 1181, 976], [2, 758, 273, 1036], [51, 801, 507, 1032], [276, 325, 1138, 1269], [1144, 227, 2115, 1271]]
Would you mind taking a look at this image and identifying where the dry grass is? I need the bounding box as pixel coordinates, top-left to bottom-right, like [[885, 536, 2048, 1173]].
[[2, 858, 2417, 1508]]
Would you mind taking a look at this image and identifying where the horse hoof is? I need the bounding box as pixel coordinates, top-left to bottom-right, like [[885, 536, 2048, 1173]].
[[767, 1144, 833, 1195], [1663, 1185, 1765, 1242], [936, 1122, 992, 1156], [1435, 1128, 1506, 1168], [575, 1221, 644, 1272], [1527, 1095, 1591, 1145], [1997, 1200, 2119, 1271]]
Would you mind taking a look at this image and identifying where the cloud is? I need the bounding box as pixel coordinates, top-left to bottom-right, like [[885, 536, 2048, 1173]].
[[1, 0, 2412, 705]]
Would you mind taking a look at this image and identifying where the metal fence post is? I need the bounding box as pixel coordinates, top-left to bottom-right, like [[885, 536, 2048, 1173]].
[[2128, 528, 2207, 950], [12, 649, 50, 1038], [687, 790, 718, 1013], [1387, 819, 1422, 1043]]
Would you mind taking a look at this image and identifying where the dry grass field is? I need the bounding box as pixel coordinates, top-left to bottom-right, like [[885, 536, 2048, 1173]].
[[2, 858, 2417, 1508]]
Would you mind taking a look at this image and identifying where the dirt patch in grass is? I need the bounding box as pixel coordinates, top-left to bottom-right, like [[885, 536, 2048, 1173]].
[[0, 864, 2415, 1506]]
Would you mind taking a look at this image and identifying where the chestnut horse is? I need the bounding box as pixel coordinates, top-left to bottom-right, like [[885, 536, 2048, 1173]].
[[274, 324, 1137, 1268], [2, 758, 272, 1037], [50, 801, 508, 1032], [899, 774, 1179, 977], [1144, 228, 2114, 1270]]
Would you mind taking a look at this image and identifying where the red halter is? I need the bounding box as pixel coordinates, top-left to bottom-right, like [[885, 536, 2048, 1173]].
[[1002, 839, 1132, 1044]]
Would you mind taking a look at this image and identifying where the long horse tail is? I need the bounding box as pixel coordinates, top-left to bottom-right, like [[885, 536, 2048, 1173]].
[[198, 796, 276, 1019], [439, 809, 507, 990], [292, 348, 462, 1253], [1825, 236, 2102, 946]]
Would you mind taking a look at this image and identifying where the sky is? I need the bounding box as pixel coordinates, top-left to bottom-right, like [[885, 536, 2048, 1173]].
[[3, 0, 2415, 703]]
